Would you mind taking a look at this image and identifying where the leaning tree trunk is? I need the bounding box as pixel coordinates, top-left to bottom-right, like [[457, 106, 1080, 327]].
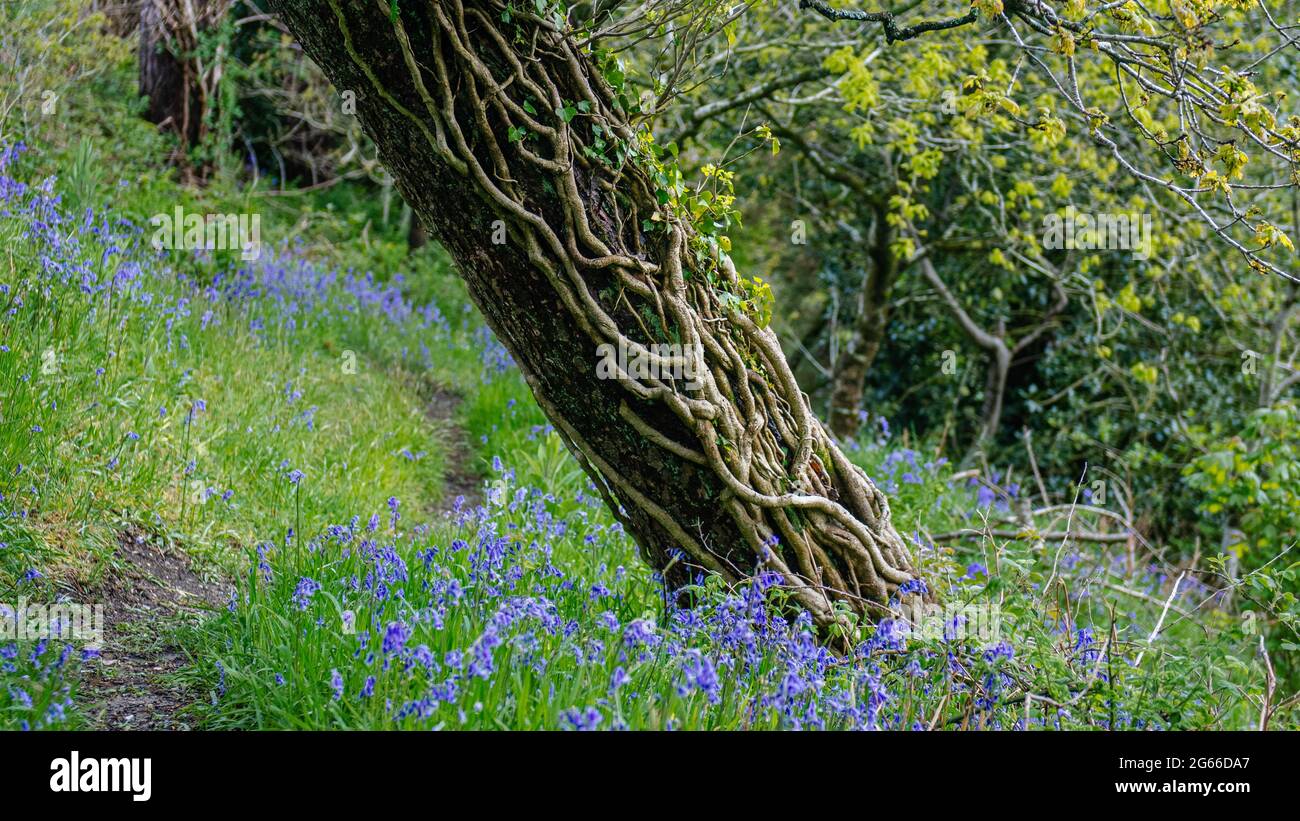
[[139, 0, 231, 181], [268, 0, 922, 629]]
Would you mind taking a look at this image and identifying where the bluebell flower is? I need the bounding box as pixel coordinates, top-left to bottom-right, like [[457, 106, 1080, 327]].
[[330, 669, 344, 700], [562, 706, 602, 731], [292, 577, 321, 610]]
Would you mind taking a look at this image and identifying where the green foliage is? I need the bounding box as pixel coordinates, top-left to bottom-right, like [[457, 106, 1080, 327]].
[[1185, 401, 1300, 559]]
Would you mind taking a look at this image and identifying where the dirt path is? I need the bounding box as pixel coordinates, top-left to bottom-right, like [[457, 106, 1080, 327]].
[[80, 529, 230, 730], [427, 384, 483, 513]]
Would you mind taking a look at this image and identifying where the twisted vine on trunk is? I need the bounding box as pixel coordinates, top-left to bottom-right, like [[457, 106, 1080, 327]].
[[269, 0, 923, 630]]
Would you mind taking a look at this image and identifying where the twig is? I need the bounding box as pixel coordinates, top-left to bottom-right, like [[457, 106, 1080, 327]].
[[1022, 427, 1051, 507], [1258, 635, 1277, 731], [932, 528, 1129, 543], [1135, 571, 1185, 667]]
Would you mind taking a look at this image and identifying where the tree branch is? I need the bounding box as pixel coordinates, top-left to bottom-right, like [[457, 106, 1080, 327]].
[[797, 0, 980, 44]]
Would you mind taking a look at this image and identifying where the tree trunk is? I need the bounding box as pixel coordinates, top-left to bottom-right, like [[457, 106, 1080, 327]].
[[267, 0, 922, 629], [973, 321, 1011, 456], [828, 203, 897, 441], [138, 0, 231, 181], [918, 256, 1067, 463]]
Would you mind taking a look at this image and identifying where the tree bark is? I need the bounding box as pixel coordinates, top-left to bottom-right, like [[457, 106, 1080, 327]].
[[267, 0, 921, 629]]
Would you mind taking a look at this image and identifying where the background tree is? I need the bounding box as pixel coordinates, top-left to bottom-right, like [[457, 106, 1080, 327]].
[[655, 8, 1086, 451], [139, 0, 236, 180]]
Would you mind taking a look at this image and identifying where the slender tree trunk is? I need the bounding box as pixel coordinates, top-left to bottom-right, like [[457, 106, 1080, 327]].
[[268, 0, 922, 629], [919, 256, 1067, 462], [829, 203, 897, 441], [139, 1, 192, 143], [973, 319, 1011, 455], [1259, 281, 1297, 408]]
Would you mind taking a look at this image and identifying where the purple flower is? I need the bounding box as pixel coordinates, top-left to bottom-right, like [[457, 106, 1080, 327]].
[[622, 619, 660, 650], [562, 706, 602, 731], [291, 576, 321, 610], [382, 621, 410, 656], [610, 667, 630, 691], [330, 669, 344, 700], [678, 650, 721, 704]]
